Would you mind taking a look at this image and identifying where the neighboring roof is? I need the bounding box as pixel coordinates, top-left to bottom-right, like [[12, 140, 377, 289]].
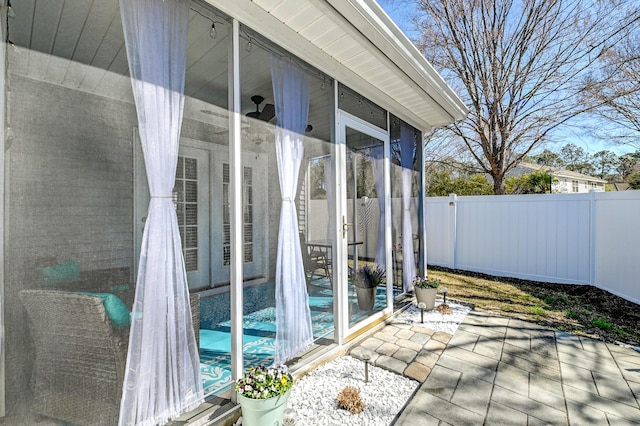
[[210, 0, 469, 131], [516, 162, 607, 183], [611, 182, 631, 191]]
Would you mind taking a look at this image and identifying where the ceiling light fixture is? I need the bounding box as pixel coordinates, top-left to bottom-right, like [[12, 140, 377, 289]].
[[209, 23, 217, 39], [246, 39, 253, 52]]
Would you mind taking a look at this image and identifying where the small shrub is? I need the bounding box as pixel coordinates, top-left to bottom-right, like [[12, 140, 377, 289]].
[[337, 386, 364, 414], [543, 296, 555, 305], [566, 310, 580, 320], [592, 318, 613, 330], [529, 306, 546, 316]]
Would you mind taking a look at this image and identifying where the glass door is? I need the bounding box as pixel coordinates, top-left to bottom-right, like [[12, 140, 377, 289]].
[[336, 111, 392, 340]]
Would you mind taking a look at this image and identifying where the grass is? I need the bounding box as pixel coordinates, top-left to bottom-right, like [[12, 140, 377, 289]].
[[427, 267, 640, 346]]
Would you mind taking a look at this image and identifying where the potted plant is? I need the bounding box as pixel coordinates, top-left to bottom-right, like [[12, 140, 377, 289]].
[[350, 265, 386, 311], [235, 365, 293, 426], [413, 276, 440, 310]]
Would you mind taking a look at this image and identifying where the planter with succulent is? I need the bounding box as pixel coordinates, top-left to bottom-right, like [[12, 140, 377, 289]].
[[235, 365, 293, 426], [350, 265, 386, 311], [413, 276, 440, 310]]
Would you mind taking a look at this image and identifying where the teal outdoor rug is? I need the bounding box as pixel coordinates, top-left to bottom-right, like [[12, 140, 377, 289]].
[[199, 284, 335, 396], [199, 281, 387, 396]]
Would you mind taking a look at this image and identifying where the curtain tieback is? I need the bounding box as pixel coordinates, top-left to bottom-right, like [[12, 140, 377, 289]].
[[282, 197, 294, 202], [151, 195, 174, 199]]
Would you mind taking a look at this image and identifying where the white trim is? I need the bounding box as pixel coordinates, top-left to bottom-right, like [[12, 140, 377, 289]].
[[0, 25, 6, 417], [229, 18, 243, 401], [333, 83, 347, 345], [337, 110, 393, 339], [383, 111, 393, 310], [418, 130, 427, 276], [589, 190, 596, 285]]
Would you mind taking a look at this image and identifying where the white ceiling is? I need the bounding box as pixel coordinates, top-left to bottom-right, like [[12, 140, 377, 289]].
[[8, 0, 467, 135]]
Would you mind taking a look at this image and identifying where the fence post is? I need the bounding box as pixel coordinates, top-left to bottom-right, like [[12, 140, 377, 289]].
[[589, 190, 596, 285], [449, 193, 457, 270]]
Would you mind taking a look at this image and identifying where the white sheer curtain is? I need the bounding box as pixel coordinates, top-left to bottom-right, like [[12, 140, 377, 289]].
[[271, 56, 314, 365], [119, 1, 203, 424], [371, 146, 386, 269], [400, 123, 417, 292]]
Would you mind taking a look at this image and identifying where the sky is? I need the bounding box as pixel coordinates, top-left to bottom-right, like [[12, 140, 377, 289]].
[[377, 1, 636, 158]]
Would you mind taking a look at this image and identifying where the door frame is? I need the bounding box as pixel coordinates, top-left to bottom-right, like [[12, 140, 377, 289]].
[[133, 133, 212, 289], [133, 132, 269, 289], [334, 110, 392, 344]]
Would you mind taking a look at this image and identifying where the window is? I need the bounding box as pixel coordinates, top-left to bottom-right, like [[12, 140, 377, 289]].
[[572, 180, 579, 192], [222, 163, 254, 265], [175, 156, 199, 272]]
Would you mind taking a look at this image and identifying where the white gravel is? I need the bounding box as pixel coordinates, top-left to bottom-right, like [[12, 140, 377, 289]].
[[391, 299, 471, 335], [235, 301, 471, 425], [285, 356, 417, 426]]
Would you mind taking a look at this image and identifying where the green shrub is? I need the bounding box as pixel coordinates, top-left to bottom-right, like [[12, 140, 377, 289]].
[[566, 310, 580, 320], [529, 306, 546, 316], [591, 318, 613, 330]]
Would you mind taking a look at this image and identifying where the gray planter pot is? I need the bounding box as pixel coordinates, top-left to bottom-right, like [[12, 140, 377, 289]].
[[355, 286, 376, 311], [415, 287, 437, 310]]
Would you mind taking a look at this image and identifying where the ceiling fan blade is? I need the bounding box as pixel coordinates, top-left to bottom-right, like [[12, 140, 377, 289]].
[[259, 103, 275, 122]]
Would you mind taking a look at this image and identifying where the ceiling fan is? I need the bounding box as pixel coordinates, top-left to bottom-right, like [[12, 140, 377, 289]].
[[246, 95, 275, 122]]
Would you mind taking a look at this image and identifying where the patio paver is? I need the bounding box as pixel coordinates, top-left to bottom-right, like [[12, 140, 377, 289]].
[[349, 309, 640, 425]]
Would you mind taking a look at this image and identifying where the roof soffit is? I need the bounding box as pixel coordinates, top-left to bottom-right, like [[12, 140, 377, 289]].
[[205, 0, 467, 131]]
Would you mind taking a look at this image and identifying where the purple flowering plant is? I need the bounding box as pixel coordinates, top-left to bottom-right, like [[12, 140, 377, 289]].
[[349, 264, 386, 289], [235, 365, 293, 399], [413, 276, 441, 289]]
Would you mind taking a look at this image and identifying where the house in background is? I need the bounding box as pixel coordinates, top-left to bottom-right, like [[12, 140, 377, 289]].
[[1, 0, 467, 425], [512, 162, 606, 193]]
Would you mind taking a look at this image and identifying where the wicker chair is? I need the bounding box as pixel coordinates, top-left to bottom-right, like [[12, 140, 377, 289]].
[[19, 290, 200, 426]]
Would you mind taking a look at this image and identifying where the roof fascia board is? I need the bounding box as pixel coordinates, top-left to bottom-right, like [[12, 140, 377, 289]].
[[305, 0, 459, 125], [329, 0, 468, 120], [203, 0, 437, 130]]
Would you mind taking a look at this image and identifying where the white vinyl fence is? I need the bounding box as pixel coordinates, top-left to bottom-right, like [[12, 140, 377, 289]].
[[426, 191, 640, 304]]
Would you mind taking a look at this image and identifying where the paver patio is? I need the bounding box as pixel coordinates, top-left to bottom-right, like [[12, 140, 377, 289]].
[[352, 310, 640, 425]]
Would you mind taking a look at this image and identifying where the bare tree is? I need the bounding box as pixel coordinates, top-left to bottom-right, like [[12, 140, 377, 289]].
[[415, 0, 639, 194], [582, 33, 640, 149]]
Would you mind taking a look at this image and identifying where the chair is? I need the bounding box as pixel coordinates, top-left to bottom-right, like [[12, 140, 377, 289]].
[[19, 289, 200, 426], [299, 233, 332, 287]]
